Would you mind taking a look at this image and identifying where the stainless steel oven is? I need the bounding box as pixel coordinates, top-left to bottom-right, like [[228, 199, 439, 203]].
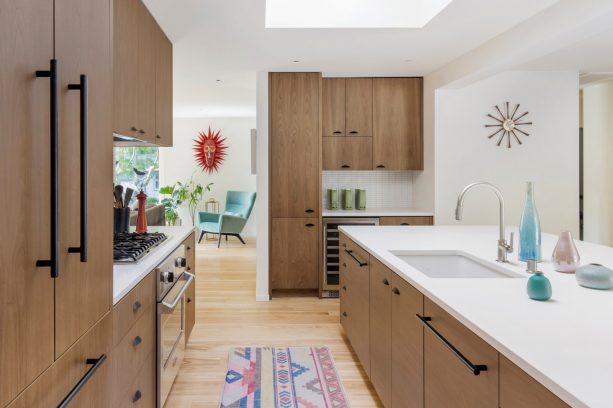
[[322, 217, 379, 298], [156, 244, 194, 407]]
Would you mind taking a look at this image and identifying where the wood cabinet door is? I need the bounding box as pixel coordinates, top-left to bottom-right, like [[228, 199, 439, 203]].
[[136, 1, 156, 142], [346, 78, 373, 136], [184, 232, 196, 342], [0, 1, 55, 404], [379, 216, 433, 226], [113, 0, 139, 138], [269, 73, 320, 218], [391, 273, 424, 408], [54, 0, 113, 358], [322, 78, 345, 136], [500, 356, 570, 408], [373, 78, 423, 170], [423, 299, 499, 408], [271, 218, 319, 289], [155, 23, 173, 146], [369, 258, 392, 407], [322, 137, 373, 170]]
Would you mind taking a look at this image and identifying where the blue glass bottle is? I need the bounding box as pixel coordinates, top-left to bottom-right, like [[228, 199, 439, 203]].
[[519, 182, 541, 262]]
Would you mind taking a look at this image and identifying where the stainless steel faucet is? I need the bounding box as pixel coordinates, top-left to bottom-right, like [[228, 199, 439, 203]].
[[455, 182, 514, 263]]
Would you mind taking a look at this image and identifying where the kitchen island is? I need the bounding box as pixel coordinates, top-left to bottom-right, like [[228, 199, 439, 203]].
[[339, 225, 613, 408]]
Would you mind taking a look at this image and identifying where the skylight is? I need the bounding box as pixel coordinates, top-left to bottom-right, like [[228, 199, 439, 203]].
[[265, 0, 454, 28]]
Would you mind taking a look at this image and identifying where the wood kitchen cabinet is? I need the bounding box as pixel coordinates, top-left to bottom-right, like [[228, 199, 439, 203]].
[[500, 356, 570, 408], [373, 78, 423, 170], [322, 78, 345, 136], [346, 78, 373, 136], [184, 232, 196, 342], [155, 26, 173, 146], [379, 216, 434, 226], [1, 0, 113, 404], [269, 72, 321, 218], [323, 137, 373, 170], [271, 218, 319, 290], [369, 258, 392, 407], [423, 298, 499, 408], [339, 234, 371, 375], [136, 0, 157, 141]]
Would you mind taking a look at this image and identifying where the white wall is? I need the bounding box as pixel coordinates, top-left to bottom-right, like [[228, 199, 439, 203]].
[[435, 71, 580, 236], [255, 72, 269, 301], [583, 81, 613, 245], [159, 117, 257, 236]]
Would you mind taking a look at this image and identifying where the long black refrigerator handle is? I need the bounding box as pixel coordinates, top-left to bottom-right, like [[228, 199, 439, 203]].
[[67, 75, 88, 262], [35, 59, 59, 278]]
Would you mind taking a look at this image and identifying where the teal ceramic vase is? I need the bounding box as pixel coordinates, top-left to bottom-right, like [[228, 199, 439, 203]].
[[519, 182, 542, 262], [575, 263, 613, 290], [527, 271, 552, 301]]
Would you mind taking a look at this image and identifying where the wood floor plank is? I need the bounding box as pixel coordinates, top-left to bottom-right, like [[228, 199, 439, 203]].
[[165, 237, 381, 407]]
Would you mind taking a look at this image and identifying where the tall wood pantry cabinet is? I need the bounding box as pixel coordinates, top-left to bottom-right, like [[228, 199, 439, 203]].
[[1, 0, 113, 405], [269, 72, 322, 293]]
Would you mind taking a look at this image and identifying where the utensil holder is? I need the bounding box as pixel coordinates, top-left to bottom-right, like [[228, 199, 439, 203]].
[[114, 207, 130, 234]]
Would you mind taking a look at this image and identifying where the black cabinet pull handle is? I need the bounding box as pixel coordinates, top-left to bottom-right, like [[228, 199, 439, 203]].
[[132, 336, 142, 347], [305, 223, 315, 227], [186, 266, 192, 271], [416, 315, 488, 376], [58, 354, 107, 408], [342, 311, 347, 317], [67, 75, 88, 262], [138, 129, 145, 134], [131, 126, 138, 131], [132, 300, 142, 312], [376, 164, 386, 168], [187, 246, 192, 250], [341, 164, 350, 168], [156, 134, 161, 139], [382, 278, 390, 286], [342, 285, 346, 291], [305, 209, 315, 213], [400, 223, 410, 226], [333, 131, 342, 134], [187, 297, 192, 303], [344, 249, 367, 267], [132, 390, 142, 403], [392, 287, 400, 295], [35, 59, 59, 279], [349, 131, 358, 134]]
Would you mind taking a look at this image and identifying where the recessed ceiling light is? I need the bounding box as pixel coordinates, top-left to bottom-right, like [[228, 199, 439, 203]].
[[265, 0, 453, 28]]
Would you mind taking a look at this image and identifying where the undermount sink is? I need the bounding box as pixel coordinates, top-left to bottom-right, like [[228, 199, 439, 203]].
[[390, 250, 524, 279]]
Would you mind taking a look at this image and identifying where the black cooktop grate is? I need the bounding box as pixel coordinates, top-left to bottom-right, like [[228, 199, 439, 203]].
[[113, 232, 167, 263]]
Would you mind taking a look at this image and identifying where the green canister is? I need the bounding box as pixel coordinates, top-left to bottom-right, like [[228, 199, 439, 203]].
[[327, 189, 339, 210], [356, 189, 366, 210], [342, 189, 353, 210]]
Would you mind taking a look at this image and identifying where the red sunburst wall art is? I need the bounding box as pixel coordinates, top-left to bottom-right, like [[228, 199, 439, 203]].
[[193, 127, 227, 174]]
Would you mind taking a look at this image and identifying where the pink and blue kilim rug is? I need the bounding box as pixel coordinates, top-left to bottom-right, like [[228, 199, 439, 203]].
[[220, 346, 350, 408]]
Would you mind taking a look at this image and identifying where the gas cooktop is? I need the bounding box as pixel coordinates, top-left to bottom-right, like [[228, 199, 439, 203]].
[[113, 232, 167, 263]]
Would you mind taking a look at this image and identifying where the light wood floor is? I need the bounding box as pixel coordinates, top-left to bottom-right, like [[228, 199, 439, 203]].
[[165, 237, 382, 407]]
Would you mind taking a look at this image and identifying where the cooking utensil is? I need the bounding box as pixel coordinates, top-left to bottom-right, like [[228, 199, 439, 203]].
[[114, 185, 124, 208], [124, 187, 134, 209]]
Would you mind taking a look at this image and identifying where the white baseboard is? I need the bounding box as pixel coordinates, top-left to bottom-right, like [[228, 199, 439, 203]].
[[256, 293, 270, 302]]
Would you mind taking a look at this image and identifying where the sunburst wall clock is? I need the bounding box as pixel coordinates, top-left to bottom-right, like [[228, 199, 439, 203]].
[[193, 127, 227, 174], [485, 102, 532, 148]]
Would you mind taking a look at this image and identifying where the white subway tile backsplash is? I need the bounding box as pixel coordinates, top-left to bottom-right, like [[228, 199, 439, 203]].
[[322, 170, 413, 208]]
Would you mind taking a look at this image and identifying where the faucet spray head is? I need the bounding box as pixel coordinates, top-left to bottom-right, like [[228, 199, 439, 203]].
[[455, 203, 463, 220]]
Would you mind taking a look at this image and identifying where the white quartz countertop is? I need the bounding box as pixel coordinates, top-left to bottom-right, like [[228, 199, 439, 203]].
[[113, 226, 194, 305], [322, 207, 433, 217], [338, 225, 613, 408]]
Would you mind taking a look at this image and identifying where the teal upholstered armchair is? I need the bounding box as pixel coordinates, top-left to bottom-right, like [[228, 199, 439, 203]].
[[197, 191, 256, 247]]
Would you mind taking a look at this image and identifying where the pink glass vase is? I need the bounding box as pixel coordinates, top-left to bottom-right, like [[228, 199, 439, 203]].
[[552, 230, 580, 273]]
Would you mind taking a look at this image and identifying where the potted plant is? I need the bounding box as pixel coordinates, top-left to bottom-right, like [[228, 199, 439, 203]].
[[160, 177, 213, 226], [159, 185, 182, 226]]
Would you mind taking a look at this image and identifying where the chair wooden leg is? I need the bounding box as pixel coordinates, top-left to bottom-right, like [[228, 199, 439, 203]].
[[217, 233, 222, 248], [198, 230, 205, 244], [236, 234, 246, 245]]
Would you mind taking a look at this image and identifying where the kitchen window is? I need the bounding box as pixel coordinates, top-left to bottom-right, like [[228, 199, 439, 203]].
[[114, 146, 160, 206]]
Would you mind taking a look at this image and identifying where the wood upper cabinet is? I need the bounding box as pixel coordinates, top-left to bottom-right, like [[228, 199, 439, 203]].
[[155, 26, 173, 146], [55, 0, 113, 358], [269, 72, 321, 218], [345, 78, 373, 136], [136, 1, 157, 141], [391, 273, 424, 408], [113, 0, 139, 138], [322, 78, 345, 136], [423, 298, 499, 408], [0, 1, 55, 404], [369, 258, 392, 407], [373, 78, 423, 170], [323, 137, 372, 170], [271, 218, 319, 290], [500, 356, 570, 408]]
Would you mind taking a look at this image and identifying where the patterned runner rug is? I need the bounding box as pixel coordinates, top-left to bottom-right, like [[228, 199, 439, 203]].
[[220, 346, 350, 408]]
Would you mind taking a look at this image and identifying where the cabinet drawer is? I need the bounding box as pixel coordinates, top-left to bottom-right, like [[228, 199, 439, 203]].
[[423, 298, 498, 408], [115, 352, 156, 408], [379, 216, 433, 226], [184, 231, 195, 274], [112, 305, 155, 405], [113, 272, 155, 346], [8, 314, 112, 408], [340, 233, 370, 275]]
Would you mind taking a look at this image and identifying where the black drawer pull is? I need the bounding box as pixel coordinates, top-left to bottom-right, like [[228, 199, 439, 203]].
[[138, 129, 145, 134], [187, 297, 192, 303], [416, 315, 488, 376], [156, 134, 161, 139], [349, 131, 358, 134], [132, 300, 142, 312], [58, 354, 107, 408], [131, 126, 138, 131], [376, 164, 386, 168], [186, 266, 192, 271], [342, 311, 347, 317], [341, 164, 350, 168], [382, 278, 390, 286], [305, 223, 315, 227], [132, 336, 142, 347], [342, 285, 346, 291], [333, 131, 342, 134], [305, 209, 315, 213], [400, 223, 410, 226], [392, 287, 400, 295], [345, 249, 367, 267], [187, 246, 192, 250], [132, 390, 142, 403]]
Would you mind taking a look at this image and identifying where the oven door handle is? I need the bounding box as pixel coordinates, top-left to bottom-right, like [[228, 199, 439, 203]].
[[160, 272, 194, 312]]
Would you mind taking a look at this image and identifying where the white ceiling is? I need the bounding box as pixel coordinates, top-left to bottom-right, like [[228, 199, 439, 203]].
[[144, 0, 560, 118]]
